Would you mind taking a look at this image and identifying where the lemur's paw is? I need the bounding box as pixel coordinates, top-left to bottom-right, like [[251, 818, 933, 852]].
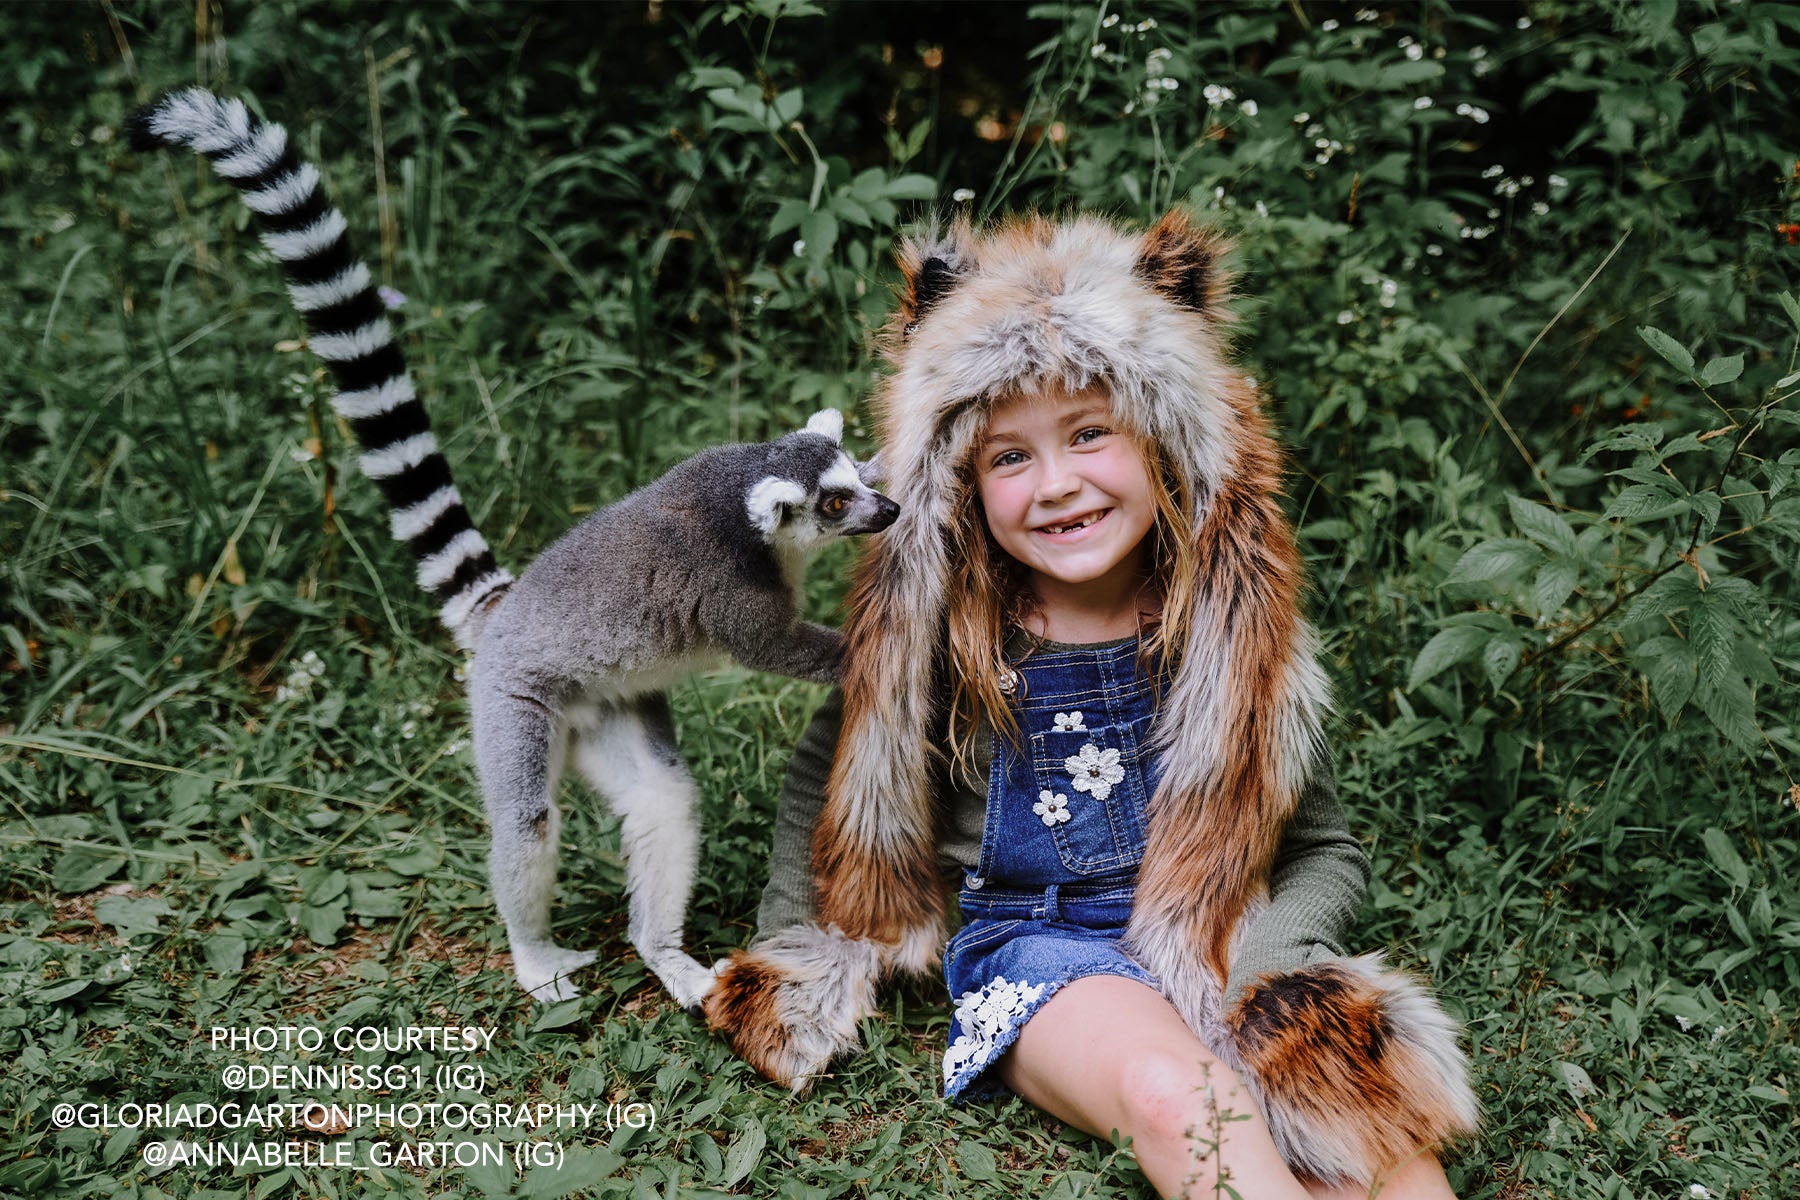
[[512, 945, 598, 1003], [702, 926, 885, 1094], [643, 948, 718, 1013]]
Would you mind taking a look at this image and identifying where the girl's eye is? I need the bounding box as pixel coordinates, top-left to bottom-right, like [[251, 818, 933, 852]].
[[992, 449, 1026, 469], [1075, 426, 1110, 445]]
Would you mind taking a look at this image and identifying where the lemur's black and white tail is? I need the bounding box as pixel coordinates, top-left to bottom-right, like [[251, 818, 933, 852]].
[[127, 88, 512, 646]]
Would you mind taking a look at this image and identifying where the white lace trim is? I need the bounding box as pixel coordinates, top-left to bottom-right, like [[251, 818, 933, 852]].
[[943, 975, 1048, 1089]]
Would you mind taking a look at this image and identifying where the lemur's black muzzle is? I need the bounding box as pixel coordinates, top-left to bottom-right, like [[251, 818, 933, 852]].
[[856, 494, 901, 534]]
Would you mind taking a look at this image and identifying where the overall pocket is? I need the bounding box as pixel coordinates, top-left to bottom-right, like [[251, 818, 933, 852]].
[[1027, 716, 1151, 876]]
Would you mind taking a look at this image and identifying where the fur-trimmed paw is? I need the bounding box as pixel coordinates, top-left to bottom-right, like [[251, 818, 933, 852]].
[[701, 925, 885, 1093], [1227, 953, 1479, 1187], [512, 944, 598, 1003]]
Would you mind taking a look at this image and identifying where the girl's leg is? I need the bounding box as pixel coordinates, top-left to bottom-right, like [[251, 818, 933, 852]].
[[1304, 1152, 1458, 1200], [996, 974, 1312, 1200]]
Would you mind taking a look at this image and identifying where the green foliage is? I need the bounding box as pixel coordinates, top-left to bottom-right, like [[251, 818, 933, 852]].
[[3, 1, 1799, 1197]]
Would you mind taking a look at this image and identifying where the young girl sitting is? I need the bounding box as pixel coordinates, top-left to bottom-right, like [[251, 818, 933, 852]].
[[705, 211, 1478, 1197]]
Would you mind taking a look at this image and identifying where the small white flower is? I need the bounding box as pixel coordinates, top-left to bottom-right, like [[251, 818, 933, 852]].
[[1487, 207, 1500, 219], [1137, 18, 1157, 31], [1052, 712, 1087, 732], [1294, 111, 1311, 124], [1549, 173, 1569, 190], [792, 239, 806, 256], [1398, 35, 1414, 46], [1405, 43, 1424, 61], [1675, 1015, 1694, 1031], [1413, 96, 1433, 109], [1091, 41, 1107, 58], [1482, 164, 1505, 178], [1469, 106, 1490, 124], [1160, 78, 1180, 91], [1337, 310, 1354, 325], [1321, 19, 1339, 31], [1034, 790, 1072, 827], [400, 719, 418, 740], [1425, 243, 1443, 256], [1102, 12, 1120, 27], [1064, 743, 1125, 801], [952, 187, 976, 202], [1254, 200, 1269, 217], [1203, 84, 1235, 106], [1531, 200, 1549, 216], [1240, 99, 1258, 116], [1516, 16, 1532, 29], [1356, 8, 1378, 21], [289, 444, 317, 464], [1470, 45, 1488, 59], [377, 285, 407, 310], [1711, 1025, 1725, 1042], [1690, 1186, 1711, 1198]]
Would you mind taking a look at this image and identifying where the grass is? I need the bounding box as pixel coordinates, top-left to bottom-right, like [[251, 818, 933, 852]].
[[3, 2, 1798, 1198]]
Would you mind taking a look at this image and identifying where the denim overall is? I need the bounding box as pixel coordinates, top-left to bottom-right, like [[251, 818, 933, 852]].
[[941, 635, 1166, 1099]]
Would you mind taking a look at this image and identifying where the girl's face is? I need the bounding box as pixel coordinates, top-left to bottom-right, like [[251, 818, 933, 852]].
[[974, 382, 1156, 601]]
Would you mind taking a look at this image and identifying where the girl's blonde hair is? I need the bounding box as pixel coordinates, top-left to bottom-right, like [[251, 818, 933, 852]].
[[943, 396, 1197, 783]]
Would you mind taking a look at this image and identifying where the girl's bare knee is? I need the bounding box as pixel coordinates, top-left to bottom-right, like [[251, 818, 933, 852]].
[[1115, 1044, 1247, 1154]]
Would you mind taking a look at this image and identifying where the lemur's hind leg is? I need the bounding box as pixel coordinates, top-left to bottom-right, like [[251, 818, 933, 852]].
[[473, 689, 596, 1002], [569, 694, 716, 1012]]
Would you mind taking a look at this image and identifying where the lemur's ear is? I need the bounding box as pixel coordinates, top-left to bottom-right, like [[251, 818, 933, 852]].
[[1134, 208, 1233, 314], [896, 219, 973, 336], [855, 451, 886, 489], [746, 477, 806, 537], [804, 409, 844, 444]]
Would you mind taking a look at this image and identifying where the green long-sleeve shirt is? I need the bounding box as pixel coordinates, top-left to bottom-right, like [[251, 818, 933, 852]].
[[755, 676, 1370, 1006]]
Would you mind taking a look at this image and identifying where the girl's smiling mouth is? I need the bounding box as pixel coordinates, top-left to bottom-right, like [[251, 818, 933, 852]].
[[1035, 508, 1113, 538]]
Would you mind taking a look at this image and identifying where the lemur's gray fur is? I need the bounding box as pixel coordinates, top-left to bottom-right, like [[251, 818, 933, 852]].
[[129, 88, 899, 1008]]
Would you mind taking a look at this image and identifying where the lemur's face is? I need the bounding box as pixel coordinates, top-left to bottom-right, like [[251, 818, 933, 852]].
[[745, 409, 899, 556]]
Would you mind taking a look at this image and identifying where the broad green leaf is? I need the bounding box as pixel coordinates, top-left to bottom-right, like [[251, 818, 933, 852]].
[[1445, 538, 1542, 585], [1777, 291, 1800, 333], [770, 87, 804, 126], [204, 933, 247, 975], [721, 1118, 767, 1188], [1481, 637, 1522, 691], [1299, 519, 1354, 541], [1640, 642, 1696, 718], [531, 998, 587, 1032], [1507, 494, 1579, 555], [1698, 354, 1744, 386], [386, 842, 443, 876], [300, 901, 345, 946], [1408, 626, 1490, 690], [1604, 483, 1685, 521], [1690, 593, 1737, 691], [956, 1139, 1000, 1181], [881, 172, 938, 201], [1702, 827, 1750, 890], [1637, 325, 1694, 373], [94, 894, 173, 939], [52, 849, 125, 893], [1532, 560, 1580, 618], [1556, 1060, 1597, 1099]]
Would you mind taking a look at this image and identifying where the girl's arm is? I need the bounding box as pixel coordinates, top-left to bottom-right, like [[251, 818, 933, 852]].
[[753, 689, 844, 939], [1222, 767, 1370, 1005]]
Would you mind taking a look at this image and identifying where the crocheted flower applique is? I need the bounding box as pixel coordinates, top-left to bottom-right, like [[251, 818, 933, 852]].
[[1065, 742, 1125, 801], [943, 974, 1048, 1086], [1052, 711, 1087, 732], [1033, 789, 1072, 826]]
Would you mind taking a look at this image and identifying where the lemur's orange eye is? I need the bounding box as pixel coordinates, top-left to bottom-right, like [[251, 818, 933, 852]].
[[823, 494, 848, 517]]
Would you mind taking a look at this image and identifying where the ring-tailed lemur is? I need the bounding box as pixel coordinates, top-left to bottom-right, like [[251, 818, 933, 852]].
[[128, 89, 899, 1009]]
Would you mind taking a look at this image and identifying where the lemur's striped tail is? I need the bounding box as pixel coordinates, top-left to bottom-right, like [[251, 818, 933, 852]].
[[127, 88, 512, 647]]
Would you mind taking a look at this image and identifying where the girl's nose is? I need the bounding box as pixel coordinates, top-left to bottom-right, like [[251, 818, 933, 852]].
[[1035, 453, 1080, 503]]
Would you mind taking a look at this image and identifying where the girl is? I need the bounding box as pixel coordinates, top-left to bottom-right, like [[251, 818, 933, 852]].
[[706, 212, 1477, 1196]]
